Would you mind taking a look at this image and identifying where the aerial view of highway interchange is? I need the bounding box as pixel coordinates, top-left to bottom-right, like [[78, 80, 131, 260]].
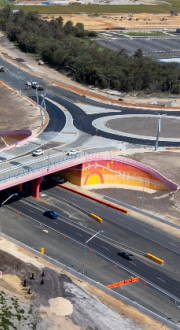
[[0, 0, 180, 329]]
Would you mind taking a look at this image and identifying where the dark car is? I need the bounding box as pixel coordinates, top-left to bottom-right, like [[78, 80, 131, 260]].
[[43, 211, 58, 219], [117, 251, 134, 260]]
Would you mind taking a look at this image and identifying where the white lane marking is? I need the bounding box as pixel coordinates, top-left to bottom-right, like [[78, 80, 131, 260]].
[[157, 277, 165, 283], [102, 246, 109, 250], [143, 230, 149, 233], [169, 242, 176, 246], [118, 218, 124, 221], [76, 233, 82, 236], [131, 262, 136, 266]]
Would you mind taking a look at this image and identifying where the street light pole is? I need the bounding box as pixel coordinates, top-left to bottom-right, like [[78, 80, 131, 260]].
[[66, 66, 77, 81], [168, 82, 171, 107], [0, 193, 18, 233], [82, 230, 104, 282], [100, 75, 111, 102], [155, 112, 167, 151]]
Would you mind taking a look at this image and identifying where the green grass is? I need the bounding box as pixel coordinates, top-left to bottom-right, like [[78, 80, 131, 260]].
[[122, 31, 164, 36], [0, 0, 9, 6], [98, 46, 105, 52], [12, 0, 180, 15]]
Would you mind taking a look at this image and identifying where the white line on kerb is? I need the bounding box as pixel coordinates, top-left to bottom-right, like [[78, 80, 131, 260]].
[[157, 277, 165, 282], [102, 246, 109, 250]]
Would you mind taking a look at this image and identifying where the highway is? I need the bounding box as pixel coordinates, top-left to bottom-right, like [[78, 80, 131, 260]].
[[4, 188, 180, 303], [0, 53, 180, 315]]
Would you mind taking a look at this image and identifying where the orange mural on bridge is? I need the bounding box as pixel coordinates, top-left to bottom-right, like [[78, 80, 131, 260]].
[[61, 160, 170, 191]]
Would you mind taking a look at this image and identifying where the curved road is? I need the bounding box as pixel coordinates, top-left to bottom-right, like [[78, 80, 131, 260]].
[[0, 57, 180, 146]]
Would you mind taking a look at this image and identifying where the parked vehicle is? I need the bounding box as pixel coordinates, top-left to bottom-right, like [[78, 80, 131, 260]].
[[51, 176, 65, 184], [117, 251, 134, 260], [32, 149, 44, 156], [38, 60, 44, 65], [43, 211, 58, 219], [67, 149, 78, 156]]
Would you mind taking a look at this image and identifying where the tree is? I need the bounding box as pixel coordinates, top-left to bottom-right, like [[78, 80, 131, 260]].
[[134, 48, 143, 58]]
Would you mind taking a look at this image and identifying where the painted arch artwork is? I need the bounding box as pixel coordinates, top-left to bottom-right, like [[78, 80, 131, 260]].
[[61, 155, 178, 191]]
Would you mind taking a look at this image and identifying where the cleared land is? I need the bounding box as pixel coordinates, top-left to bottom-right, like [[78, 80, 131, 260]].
[[40, 12, 180, 31], [0, 83, 41, 136], [0, 237, 166, 330]]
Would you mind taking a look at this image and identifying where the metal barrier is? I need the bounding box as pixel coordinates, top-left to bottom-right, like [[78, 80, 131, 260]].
[[104, 196, 180, 230]]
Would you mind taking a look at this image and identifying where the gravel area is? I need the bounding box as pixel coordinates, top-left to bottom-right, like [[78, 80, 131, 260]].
[[107, 117, 180, 138]]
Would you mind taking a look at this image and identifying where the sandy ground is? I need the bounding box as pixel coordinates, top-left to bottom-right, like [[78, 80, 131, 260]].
[[0, 83, 42, 136], [42, 12, 180, 31], [0, 237, 170, 330]]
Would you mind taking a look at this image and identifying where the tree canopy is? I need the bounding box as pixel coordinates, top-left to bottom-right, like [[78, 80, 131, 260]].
[[1, 6, 180, 94]]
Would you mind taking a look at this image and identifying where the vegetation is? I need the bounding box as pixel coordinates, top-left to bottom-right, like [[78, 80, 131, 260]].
[[0, 6, 180, 93]]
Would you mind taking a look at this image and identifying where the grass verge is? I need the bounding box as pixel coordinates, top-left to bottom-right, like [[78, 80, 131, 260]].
[[13, 0, 180, 15]]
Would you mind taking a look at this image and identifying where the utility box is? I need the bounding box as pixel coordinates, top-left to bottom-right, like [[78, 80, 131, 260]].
[[176, 29, 180, 33]]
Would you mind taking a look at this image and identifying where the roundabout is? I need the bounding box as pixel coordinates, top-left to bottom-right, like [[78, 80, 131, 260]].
[[92, 114, 180, 144]]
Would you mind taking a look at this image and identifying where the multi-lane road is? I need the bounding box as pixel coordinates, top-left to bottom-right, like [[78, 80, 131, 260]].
[[0, 54, 180, 324], [3, 184, 180, 305]]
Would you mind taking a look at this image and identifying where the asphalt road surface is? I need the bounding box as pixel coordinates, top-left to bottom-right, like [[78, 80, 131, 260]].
[[1, 56, 180, 146], [4, 190, 180, 304], [97, 35, 180, 56]]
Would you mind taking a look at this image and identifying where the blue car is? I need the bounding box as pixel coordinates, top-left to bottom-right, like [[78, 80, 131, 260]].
[[43, 211, 58, 219]]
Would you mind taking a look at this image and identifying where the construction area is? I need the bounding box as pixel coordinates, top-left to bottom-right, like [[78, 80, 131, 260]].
[[41, 12, 180, 31]]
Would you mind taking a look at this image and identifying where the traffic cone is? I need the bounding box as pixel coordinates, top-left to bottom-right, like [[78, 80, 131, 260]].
[[89, 250, 92, 253], [40, 224, 42, 227], [64, 237, 67, 240], [17, 212, 19, 215], [115, 265, 118, 268], [143, 283, 146, 286], [152, 225, 154, 228]]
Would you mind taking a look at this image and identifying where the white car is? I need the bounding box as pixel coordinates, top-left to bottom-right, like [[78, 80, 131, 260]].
[[32, 149, 44, 156], [51, 176, 64, 184], [25, 81, 31, 86], [67, 149, 78, 156]]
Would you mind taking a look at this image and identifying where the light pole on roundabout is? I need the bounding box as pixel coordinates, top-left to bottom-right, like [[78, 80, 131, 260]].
[[155, 112, 167, 151]]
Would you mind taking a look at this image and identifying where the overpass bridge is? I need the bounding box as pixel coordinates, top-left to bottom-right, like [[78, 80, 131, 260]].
[[0, 151, 177, 199]]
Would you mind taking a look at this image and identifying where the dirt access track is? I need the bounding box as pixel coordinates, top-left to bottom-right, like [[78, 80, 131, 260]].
[[43, 12, 180, 31]]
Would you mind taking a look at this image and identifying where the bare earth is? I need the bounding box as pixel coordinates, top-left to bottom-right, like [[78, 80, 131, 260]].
[[43, 12, 180, 31], [0, 237, 168, 330], [0, 83, 41, 136]]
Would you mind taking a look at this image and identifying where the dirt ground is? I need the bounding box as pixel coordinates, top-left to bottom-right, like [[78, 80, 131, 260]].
[[0, 237, 171, 330], [43, 12, 180, 31], [0, 82, 42, 136]]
